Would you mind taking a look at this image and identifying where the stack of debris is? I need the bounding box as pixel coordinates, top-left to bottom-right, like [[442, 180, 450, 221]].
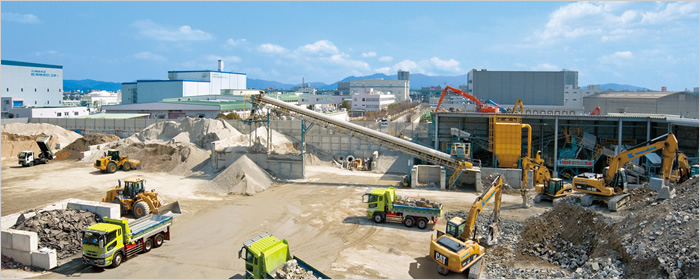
[[1, 255, 44, 272], [273, 259, 321, 279], [394, 196, 440, 209], [11, 209, 101, 259]]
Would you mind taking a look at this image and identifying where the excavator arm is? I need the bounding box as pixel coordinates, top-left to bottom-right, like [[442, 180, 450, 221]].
[[520, 151, 549, 207], [512, 99, 524, 113], [673, 152, 691, 183], [606, 133, 678, 183], [461, 175, 502, 243], [436, 86, 483, 111]]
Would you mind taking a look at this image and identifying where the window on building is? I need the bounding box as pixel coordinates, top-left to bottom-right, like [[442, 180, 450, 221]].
[[21, 88, 23, 92], [35, 88, 37, 92], [35, 101, 37, 104], [5, 100, 9, 105], [47, 89, 50, 92], [5, 88, 8, 92], [57, 112, 62, 117], [74, 112, 79, 116], [59, 89, 61, 92]]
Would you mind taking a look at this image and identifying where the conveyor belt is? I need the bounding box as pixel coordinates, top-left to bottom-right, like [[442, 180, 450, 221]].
[[253, 92, 476, 174]]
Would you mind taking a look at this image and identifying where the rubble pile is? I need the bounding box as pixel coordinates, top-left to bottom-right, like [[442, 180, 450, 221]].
[[1, 255, 44, 272], [54, 133, 120, 160], [481, 173, 515, 192], [11, 209, 101, 259], [274, 259, 321, 279], [395, 196, 441, 209], [571, 256, 626, 279]]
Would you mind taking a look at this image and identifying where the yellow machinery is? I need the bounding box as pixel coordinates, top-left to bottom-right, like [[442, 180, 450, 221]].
[[94, 150, 141, 173], [509, 99, 524, 113], [102, 178, 181, 218], [573, 133, 679, 211], [671, 152, 691, 184], [430, 175, 502, 278], [488, 116, 531, 168], [521, 151, 573, 207], [348, 158, 364, 171]]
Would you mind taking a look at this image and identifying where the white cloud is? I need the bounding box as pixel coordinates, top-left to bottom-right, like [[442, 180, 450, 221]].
[[132, 51, 167, 62], [362, 51, 377, 58], [132, 20, 212, 41], [258, 43, 288, 54], [598, 51, 634, 66], [378, 56, 393, 62], [298, 40, 339, 54], [33, 50, 57, 56], [429, 57, 462, 72], [641, 1, 698, 24], [205, 55, 241, 64], [532, 63, 561, 71], [226, 38, 247, 47], [393, 60, 427, 74], [2, 12, 40, 24], [321, 53, 370, 70], [375, 67, 391, 74]]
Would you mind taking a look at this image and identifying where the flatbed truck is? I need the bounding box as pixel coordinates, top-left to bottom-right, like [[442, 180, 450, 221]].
[[82, 214, 173, 268], [238, 233, 329, 279], [362, 187, 443, 229]]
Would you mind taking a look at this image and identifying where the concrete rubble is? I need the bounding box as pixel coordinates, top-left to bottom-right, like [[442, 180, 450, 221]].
[[395, 196, 441, 209], [10, 209, 101, 259], [274, 259, 321, 279], [1, 255, 45, 272]]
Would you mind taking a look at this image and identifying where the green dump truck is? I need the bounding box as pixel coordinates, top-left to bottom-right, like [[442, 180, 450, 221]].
[[362, 187, 443, 229], [82, 214, 172, 268], [238, 233, 330, 279]]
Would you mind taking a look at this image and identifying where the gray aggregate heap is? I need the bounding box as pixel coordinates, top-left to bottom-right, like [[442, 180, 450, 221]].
[[11, 209, 101, 259]]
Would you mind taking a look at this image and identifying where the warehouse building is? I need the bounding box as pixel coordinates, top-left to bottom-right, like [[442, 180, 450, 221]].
[[344, 70, 410, 102], [1, 60, 64, 112], [351, 88, 396, 113], [467, 69, 578, 106], [583, 91, 699, 119], [121, 60, 246, 104]]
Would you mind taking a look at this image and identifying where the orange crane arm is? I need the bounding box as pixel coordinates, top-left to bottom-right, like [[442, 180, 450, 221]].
[[590, 107, 601, 116], [436, 85, 483, 111]]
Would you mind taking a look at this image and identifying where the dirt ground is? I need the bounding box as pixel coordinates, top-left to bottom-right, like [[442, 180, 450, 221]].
[[1, 159, 547, 279]]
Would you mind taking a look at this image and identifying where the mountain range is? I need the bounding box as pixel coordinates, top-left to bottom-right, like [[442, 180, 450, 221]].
[[64, 76, 652, 93]]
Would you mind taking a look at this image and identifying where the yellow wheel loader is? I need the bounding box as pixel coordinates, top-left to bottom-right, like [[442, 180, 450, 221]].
[[102, 178, 181, 218], [94, 150, 141, 173], [430, 175, 503, 278], [573, 133, 680, 211]]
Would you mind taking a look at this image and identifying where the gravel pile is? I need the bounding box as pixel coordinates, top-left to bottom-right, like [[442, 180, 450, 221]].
[[11, 209, 101, 259], [1, 255, 44, 272], [273, 259, 321, 279], [209, 155, 274, 196], [54, 133, 120, 160], [572, 256, 626, 279]]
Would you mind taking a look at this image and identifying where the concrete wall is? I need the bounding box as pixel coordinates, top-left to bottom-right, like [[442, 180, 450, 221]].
[[1, 198, 120, 270], [480, 167, 533, 190]]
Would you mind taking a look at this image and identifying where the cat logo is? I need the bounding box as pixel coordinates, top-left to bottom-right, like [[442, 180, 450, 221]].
[[434, 251, 448, 265]]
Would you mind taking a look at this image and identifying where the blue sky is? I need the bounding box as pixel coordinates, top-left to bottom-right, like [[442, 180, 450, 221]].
[[2, 1, 698, 90]]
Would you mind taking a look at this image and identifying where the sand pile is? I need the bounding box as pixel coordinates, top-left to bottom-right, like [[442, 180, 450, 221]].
[[11, 209, 101, 259], [133, 117, 243, 149], [209, 155, 274, 195], [249, 126, 299, 154], [1, 123, 82, 159], [54, 133, 120, 160]]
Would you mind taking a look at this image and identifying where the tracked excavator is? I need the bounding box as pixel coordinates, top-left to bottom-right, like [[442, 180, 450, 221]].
[[429, 175, 503, 278], [572, 133, 680, 211], [520, 150, 573, 207], [671, 152, 691, 184]]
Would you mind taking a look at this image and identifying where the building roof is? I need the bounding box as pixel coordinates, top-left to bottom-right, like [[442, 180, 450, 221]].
[[587, 91, 679, 99], [72, 113, 150, 119], [1, 60, 63, 69], [162, 100, 254, 111], [168, 70, 246, 75]]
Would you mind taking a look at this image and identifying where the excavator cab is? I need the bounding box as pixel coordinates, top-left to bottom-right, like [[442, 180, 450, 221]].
[[445, 217, 467, 240], [546, 178, 564, 195]]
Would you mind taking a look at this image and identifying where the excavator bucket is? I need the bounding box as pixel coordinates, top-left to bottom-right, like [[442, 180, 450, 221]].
[[487, 222, 499, 246], [154, 201, 182, 216]]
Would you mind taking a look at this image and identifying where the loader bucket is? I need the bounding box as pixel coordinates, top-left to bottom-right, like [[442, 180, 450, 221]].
[[154, 201, 182, 216]]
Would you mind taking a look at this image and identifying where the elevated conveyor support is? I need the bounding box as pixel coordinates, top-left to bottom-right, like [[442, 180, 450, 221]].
[[252, 91, 479, 186]]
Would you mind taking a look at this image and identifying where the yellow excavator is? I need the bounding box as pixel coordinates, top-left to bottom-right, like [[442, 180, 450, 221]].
[[520, 150, 573, 207], [572, 133, 679, 211], [671, 152, 691, 184], [509, 99, 524, 113], [429, 175, 502, 278], [102, 178, 181, 218]]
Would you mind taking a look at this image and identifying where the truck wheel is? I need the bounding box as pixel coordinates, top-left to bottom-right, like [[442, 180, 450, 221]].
[[404, 217, 414, 228], [143, 239, 152, 253], [28, 161, 34, 167], [112, 251, 123, 268], [153, 233, 164, 248], [417, 218, 428, 229], [106, 162, 117, 173], [373, 212, 384, 223], [123, 162, 131, 171], [133, 201, 150, 219]]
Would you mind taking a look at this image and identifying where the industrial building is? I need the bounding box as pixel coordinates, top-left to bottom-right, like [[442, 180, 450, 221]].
[[121, 60, 246, 104], [104, 100, 254, 119], [583, 91, 699, 119], [8, 106, 89, 118], [351, 88, 396, 113], [467, 69, 578, 106], [343, 70, 410, 102], [1, 60, 65, 115]]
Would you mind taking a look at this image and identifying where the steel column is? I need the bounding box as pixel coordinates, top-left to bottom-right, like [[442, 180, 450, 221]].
[[554, 116, 559, 177]]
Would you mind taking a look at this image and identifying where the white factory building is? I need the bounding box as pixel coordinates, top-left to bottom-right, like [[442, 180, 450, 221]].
[[1, 60, 88, 118], [121, 60, 247, 104], [341, 70, 410, 103], [351, 88, 396, 112]]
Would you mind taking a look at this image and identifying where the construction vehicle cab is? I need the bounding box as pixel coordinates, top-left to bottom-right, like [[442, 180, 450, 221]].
[[94, 149, 141, 173], [237, 233, 329, 279], [103, 178, 181, 218], [430, 175, 502, 278]]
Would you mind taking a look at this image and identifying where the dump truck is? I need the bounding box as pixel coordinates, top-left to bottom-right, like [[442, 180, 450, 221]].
[[82, 214, 173, 268], [238, 233, 330, 279], [103, 178, 181, 218], [18, 135, 55, 167], [362, 187, 443, 229], [94, 149, 141, 173]]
